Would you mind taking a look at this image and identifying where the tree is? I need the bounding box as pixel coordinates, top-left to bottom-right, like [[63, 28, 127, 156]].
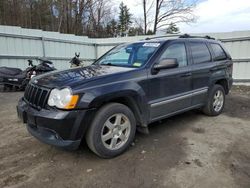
[[72, 0, 91, 35], [143, 0, 147, 34], [153, 0, 196, 34], [128, 26, 144, 36], [146, 29, 154, 35], [0, 0, 136, 38], [142, 0, 154, 34], [166, 22, 180, 34], [118, 2, 132, 37], [106, 19, 118, 37]]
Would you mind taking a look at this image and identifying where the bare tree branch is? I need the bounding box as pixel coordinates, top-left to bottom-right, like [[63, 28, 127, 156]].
[[153, 0, 197, 34]]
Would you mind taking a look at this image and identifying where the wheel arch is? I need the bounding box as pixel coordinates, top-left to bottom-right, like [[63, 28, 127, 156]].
[[214, 78, 229, 94], [88, 92, 148, 127]]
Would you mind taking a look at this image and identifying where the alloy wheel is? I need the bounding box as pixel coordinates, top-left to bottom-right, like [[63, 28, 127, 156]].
[[213, 90, 224, 112], [101, 113, 131, 150]]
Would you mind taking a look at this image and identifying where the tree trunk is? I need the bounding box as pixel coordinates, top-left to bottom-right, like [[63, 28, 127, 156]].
[[66, 0, 69, 33], [153, 0, 159, 34], [143, 0, 147, 34], [29, 3, 32, 28], [50, 1, 55, 31]]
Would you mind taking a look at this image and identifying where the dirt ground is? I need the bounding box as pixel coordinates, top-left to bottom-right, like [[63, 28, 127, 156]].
[[0, 86, 249, 188]]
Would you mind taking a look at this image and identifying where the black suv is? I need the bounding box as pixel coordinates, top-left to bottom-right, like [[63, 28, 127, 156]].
[[17, 35, 233, 158]]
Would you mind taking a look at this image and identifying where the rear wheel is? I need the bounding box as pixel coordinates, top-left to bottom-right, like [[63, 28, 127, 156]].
[[203, 84, 225, 116], [86, 103, 136, 158]]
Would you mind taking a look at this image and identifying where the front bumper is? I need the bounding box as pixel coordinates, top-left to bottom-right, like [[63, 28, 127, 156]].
[[26, 124, 80, 150], [17, 98, 92, 150]]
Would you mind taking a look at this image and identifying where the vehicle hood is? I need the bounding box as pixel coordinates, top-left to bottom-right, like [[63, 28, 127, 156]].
[[32, 65, 135, 88]]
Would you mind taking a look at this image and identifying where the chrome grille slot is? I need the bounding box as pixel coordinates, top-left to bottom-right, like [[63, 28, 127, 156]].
[[24, 84, 50, 109]]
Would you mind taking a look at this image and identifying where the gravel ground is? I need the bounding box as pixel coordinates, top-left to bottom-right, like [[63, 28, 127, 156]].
[[0, 86, 250, 188]]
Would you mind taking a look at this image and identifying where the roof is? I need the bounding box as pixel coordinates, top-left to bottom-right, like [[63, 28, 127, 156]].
[[142, 34, 219, 43]]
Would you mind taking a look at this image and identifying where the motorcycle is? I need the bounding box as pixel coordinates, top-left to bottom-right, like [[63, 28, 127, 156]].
[[69, 53, 82, 68], [0, 58, 56, 91]]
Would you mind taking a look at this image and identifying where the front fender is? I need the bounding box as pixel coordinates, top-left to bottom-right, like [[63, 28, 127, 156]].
[[76, 81, 149, 125]]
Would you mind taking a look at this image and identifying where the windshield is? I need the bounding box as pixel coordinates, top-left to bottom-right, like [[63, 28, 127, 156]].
[[95, 42, 161, 68]]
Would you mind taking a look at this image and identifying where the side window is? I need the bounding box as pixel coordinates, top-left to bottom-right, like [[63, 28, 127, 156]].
[[159, 43, 187, 67], [210, 43, 227, 61], [190, 42, 211, 64]]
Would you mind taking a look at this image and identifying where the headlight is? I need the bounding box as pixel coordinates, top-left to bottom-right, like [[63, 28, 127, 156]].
[[48, 88, 79, 109]]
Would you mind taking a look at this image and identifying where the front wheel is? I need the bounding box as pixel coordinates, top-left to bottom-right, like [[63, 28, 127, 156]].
[[203, 84, 225, 116], [86, 103, 136, 158]]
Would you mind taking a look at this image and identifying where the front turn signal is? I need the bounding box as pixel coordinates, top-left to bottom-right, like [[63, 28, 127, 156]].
[[65, 95, 79, 109]]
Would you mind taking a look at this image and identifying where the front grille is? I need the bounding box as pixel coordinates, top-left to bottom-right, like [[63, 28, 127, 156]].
[[24, 84, 50, 109]]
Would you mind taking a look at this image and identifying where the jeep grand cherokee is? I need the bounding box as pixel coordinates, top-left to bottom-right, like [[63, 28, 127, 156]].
[[17, 35, 233, 158]]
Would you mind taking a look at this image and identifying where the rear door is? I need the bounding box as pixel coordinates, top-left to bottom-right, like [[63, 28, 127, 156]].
[[209, 43, 233, 87], [188, 41, 214, 106]]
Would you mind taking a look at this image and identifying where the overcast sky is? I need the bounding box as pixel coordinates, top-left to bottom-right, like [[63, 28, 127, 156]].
[[117, 0, 250, 33]]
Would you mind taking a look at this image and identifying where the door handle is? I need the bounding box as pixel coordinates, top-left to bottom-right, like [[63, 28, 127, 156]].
[[180, 72, 192, 77]]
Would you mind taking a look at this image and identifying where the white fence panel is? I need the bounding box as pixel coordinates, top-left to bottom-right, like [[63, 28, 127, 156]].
[[0, 25, 250, 83]]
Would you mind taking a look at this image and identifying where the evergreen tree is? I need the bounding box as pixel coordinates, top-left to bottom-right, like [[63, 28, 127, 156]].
[[106, 19, 118, 37], [146, 29, 154, 35], [166, 23, 180, 34], [118, 2, 132, 36], [128, 27, 144, 36]]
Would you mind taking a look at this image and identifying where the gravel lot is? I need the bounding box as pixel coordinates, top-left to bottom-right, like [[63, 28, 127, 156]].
[[0, 86, 250, 188]]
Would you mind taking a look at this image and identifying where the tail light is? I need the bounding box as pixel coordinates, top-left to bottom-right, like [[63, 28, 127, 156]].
[[228, 63, 233, 76]]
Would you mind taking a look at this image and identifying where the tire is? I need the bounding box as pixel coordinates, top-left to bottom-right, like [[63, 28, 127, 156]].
[[86, 103, 136, 158], [203, 84, 225, 116]]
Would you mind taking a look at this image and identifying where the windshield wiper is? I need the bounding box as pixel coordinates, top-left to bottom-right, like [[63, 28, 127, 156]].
[[101, 62, 135, 68], [101, 63, 120, 66]]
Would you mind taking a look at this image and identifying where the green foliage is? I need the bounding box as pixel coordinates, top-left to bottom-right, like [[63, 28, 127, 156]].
[[106, 19, 118, 37], [0, 0, 188, 38], [118, 2, 132, 36], [128, 27, 144, 36], [166, 23, 180, 34], [146, 29, 154, 35]]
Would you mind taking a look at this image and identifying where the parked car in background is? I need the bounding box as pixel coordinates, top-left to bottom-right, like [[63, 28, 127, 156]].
[[17, 34, 233, 158]]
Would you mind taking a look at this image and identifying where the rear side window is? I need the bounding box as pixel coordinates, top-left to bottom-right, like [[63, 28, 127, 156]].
[[190, 42, 211, 64], [159, 43, 187, 67], [210, 43, 227, 61]]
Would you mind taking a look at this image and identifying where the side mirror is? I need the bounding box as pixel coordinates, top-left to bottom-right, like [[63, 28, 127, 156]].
[[154, 58, 178, 70]]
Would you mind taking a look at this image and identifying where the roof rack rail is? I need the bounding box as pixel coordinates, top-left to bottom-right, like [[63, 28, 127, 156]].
[[144, 34, 181, 40], [179, 33, 215, 40]]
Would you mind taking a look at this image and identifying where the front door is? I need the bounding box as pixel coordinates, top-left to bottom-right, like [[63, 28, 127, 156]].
[[147, 42, 192, 121]]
